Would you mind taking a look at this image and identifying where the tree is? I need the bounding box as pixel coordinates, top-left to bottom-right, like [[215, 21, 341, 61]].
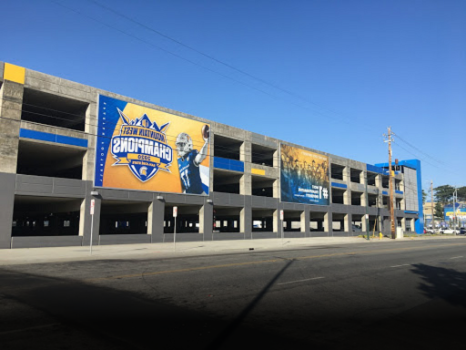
[[434, 202, 444, 219], [434, 185, 455, 205], [457, 186, 466, 202], [422, 189, 427, 204]]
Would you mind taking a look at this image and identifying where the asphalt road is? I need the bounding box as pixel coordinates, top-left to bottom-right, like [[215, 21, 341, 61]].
[[1, 238, 466, 349]]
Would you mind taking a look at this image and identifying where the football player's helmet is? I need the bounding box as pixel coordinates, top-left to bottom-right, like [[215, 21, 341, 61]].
[[175, 133, 193, 158]]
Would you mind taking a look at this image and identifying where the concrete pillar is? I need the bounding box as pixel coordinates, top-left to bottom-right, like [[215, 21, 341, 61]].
[[361, 192, 367, 207], [82, 103, 97, 181], [300, 210, 310, 234], [148, 199, 165, 242], [324, 212, 332, 233], [273, 150, 279, 168], [273, 209, 279, 234], [201, 202, 214, 239], [0, 80, 24, 173], [344, 213, 351, 232], [361, 216, 368, 232], [344, 189, 350, 205], [377, 193, 383, 208], [273, 179, 280, 198], [240, 202, 252, 237], [0, 173, 15, 248], [240, 174, 251, 196], [375, 174, 381, 188], [240, 141, 251, 163], [343, 166, 350, 183]]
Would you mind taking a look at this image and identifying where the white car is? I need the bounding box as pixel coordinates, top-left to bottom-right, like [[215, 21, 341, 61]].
[[442, 228, 459, 234]]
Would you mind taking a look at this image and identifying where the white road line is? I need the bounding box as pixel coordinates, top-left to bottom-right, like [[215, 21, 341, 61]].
[[449, 256, 463, 259], [390, 264, 411, 268], [278, 277, 325, 285]]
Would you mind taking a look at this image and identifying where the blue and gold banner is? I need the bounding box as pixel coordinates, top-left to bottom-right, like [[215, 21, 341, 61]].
[[280, 144, 329, 205], [95, 95, 210, 195]]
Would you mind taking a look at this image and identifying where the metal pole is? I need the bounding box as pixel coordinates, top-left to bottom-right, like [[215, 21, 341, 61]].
[[90, 213, 94, 255], [174, 217, 177, 250], [281, 218, 284, 244], [388, 128, 395, 239], [453, 188, 457, 235], [364, 172, 370, 241], [173, 217, 176, 250], [431, 181, 434, 231]]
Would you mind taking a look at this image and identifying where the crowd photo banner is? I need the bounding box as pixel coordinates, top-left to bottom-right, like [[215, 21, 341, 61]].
[[95, 95, 210, 195], [280, 144, 330, 205]]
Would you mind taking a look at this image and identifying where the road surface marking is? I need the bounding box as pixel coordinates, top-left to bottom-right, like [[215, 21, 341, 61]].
[[449, 256, 463, 259], [278, 277, 325, 285], [85, 242, 466, 282], [390, 264, 411, 268]]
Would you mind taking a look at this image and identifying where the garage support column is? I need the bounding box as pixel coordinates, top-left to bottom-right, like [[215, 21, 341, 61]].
[[82, 103, 97, 181], [0, 173, 15, 248], [300, 210, 309, 234], [324, 212, 332, 234], [383, 216, 391, 235], [273, 209, 279, 235], [344, 189, 351, 205], [0, 80, 24, 174], [148, 199, 165, 242], [361, 216, 368, 232], [240, 201, 252, 238], [344, 213, 351, 232], [240, 142, 251, 196], [201, 201, 213, 240], [240, 174, 251, 196], [273, 179, 280, 199]]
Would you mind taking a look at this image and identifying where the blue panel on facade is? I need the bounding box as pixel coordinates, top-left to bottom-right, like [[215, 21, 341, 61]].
[[213, 157, 244, 172], [331, 182, 347, 189], [20, 129, 88, 148], [382, 191, 388, 195], [404, 210, 418, 214], [366, 164, 388, 175], [56, 135, 88, 147], [395, 190, 403, 194], [20, 129, 55, 142]]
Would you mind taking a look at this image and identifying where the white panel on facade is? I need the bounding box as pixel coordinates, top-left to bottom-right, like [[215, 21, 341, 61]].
[[404, 168, 418, 211]]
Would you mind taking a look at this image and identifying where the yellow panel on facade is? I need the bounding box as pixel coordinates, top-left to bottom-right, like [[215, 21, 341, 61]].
[[4, 63, 26, 84], [251, 168, 265, 176]]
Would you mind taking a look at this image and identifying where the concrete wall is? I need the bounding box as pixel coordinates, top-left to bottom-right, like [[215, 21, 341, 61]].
[[0, 62, 420, 249]]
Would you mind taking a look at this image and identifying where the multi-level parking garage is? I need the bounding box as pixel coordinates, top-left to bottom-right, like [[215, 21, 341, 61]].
[[0, 62, 423, 249]]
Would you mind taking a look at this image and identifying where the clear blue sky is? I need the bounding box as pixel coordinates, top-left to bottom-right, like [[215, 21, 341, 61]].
[[3, 0, 465, 194]]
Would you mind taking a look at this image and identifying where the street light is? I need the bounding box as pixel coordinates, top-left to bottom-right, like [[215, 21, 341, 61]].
[[453, 187, 457, 235]]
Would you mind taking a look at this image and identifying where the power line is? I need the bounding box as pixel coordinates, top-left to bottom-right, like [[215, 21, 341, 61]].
[[50, 0, 378, 134]]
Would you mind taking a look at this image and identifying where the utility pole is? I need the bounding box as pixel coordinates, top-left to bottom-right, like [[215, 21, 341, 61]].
[[430, 181, 434, 230], [364, 171, 370, 241], [384, 127, 396, 239], [453, 187, 457, 235]]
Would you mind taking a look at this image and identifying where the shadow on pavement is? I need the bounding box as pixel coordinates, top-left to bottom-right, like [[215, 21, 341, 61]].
[[0, 261, 309, 350], [411, 263, 466, 310]]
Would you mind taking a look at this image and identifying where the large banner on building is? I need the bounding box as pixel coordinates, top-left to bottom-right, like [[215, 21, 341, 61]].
[[280, 144, 329, 205], [95, 95, 210, 195], [444, 205, 466, 221]]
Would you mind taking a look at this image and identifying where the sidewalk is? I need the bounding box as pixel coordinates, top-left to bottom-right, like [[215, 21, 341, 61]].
[[0, 235, 462, 266]]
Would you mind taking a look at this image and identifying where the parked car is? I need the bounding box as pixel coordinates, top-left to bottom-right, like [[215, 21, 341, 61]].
[[442, 228, 459, 234], [425, 228, 434, 234], [459, 228, 466, 235]]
